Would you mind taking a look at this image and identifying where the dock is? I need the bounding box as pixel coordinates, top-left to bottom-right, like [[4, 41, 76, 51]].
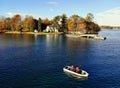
[[80, 34, 106, 40]]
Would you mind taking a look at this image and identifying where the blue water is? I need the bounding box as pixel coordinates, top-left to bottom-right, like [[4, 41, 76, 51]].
[[0, 30, 120, 88]]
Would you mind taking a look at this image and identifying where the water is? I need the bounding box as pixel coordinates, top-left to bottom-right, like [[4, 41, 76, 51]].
[[0, 30, 120, 88]]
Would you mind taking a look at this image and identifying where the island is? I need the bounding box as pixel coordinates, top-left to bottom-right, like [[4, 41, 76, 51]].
[[0, 13, 105, 39]]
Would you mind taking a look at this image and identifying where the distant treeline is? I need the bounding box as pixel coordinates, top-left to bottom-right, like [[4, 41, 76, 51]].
[[100, 26, 120, 29], [0, 13, 100, 34]]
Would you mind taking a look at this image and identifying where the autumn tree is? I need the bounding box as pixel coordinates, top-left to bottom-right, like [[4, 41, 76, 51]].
[[23, 15, 34, 32], [67, 13, 100, 34], [0, 22, 6, 32], [68, 14, 80, 32], [67, 18, 74, 32], [44, 18, 51, 26], [5, 17, 11, 30], [76, 17, 87, 33], [0, 16, 6, 32], [10, 14, 22, 31]]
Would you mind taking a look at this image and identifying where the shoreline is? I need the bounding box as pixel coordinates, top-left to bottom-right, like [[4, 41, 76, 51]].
[[5, 31, 64, 35], [65, 34, 81, 38], [4, 31, 106, 40]]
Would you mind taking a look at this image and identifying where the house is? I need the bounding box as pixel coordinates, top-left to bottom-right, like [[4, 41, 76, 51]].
[[44, 26, 59, 32]]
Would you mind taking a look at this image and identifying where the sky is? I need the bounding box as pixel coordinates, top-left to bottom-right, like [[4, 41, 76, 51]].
[[1, 0, 120, 26]]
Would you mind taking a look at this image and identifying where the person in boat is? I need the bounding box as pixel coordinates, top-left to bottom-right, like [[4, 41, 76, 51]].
[[75, 67, 82, 74], [70, 65, 75, 71]]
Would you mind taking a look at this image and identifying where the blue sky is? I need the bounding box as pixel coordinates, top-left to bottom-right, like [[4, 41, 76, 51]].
[[1, 0, 120, 26]]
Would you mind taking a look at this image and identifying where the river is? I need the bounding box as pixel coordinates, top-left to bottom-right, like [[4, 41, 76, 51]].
[[0, 29, 120, 88]]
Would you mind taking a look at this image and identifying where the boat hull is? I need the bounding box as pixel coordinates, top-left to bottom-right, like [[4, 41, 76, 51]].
[[63, 66, 89, 78]]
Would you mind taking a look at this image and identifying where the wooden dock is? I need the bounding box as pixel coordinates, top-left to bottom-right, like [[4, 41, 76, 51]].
[[80, 34, 106, 40]]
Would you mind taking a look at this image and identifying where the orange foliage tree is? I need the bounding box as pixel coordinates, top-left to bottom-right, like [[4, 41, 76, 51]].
[[23, 15, 34, 32], [0, 16, 6, 32], [0, 22, 6, 32], [44, 18, 51, 26], [67, 15, 80, 32], [68, 14, 100, 34], [10, 14, 21, 31]]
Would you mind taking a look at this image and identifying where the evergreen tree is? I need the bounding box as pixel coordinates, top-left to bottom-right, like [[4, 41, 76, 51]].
[[38, 18, 42, 32], [60, 14, 68, 32]]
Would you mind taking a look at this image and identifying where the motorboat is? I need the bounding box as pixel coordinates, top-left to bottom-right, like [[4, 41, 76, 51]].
[[63, 66, 89, 78]]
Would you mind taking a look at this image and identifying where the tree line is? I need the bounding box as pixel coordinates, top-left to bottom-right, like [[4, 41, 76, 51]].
[[0, 13, 101, 34]]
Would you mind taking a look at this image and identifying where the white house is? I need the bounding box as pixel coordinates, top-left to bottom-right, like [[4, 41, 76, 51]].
[[46, 26, 50, 32], [45, 26, 59, 32]]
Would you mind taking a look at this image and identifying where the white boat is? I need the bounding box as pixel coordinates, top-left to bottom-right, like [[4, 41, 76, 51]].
[[63, 66, 89, 78]]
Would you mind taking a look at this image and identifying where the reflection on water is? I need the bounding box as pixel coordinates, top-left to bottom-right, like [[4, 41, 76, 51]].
[[0, 34, 35, 48], [46, 34, 60, 48]]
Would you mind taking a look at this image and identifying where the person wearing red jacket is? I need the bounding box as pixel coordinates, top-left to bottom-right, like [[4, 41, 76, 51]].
[[76, 67, 80, 73]]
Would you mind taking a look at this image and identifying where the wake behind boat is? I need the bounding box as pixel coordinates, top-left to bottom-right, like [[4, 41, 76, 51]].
[[63, 66, 89, 78]]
